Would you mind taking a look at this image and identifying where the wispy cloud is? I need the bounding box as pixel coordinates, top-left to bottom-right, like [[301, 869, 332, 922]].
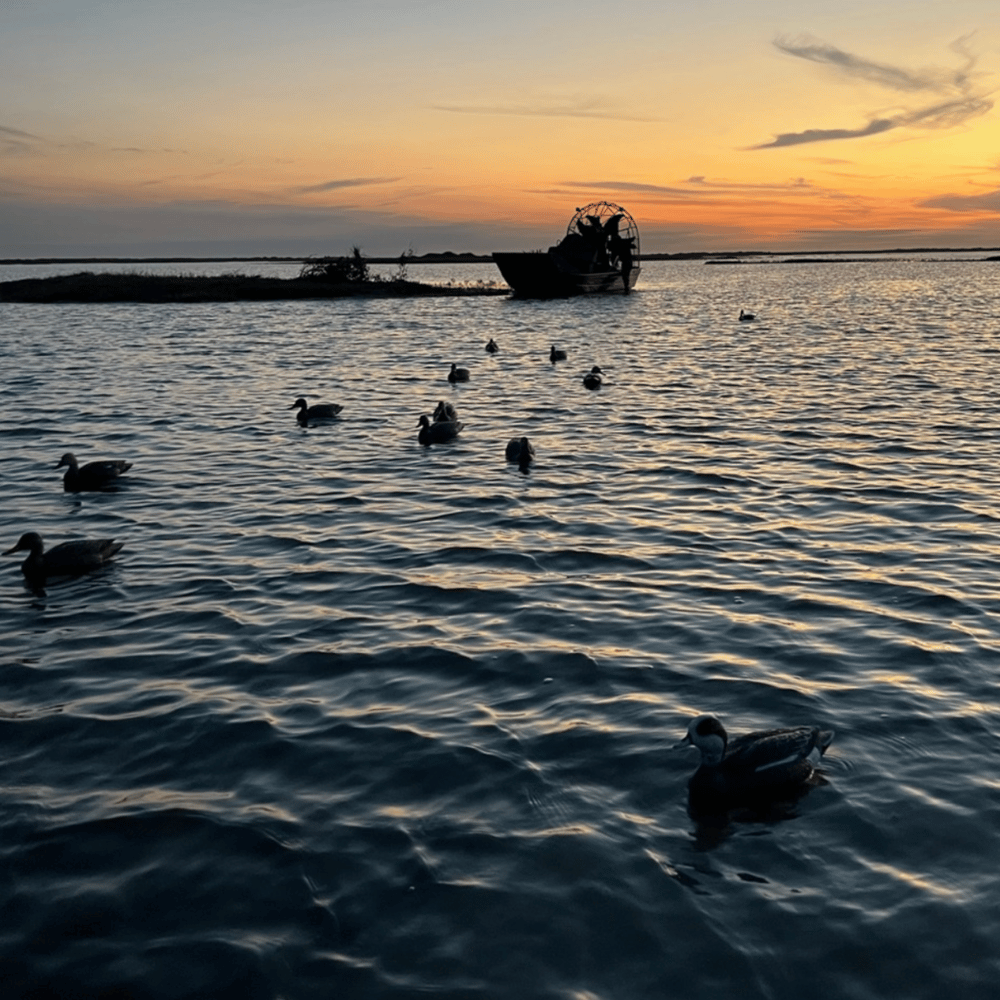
[[918, 188, 1000, 212], [434, 98, 664, 123], [1, 125, 45, 156], [555, 176, 820, 197], [753, 35, 993, 149], [296, 176, 401, 194]]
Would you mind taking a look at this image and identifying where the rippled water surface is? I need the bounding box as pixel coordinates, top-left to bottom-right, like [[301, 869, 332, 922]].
[[3, 258, 1000, 998]]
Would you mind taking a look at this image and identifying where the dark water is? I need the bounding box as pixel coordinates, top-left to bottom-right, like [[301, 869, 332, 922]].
[[2, 259, 1000, 998]]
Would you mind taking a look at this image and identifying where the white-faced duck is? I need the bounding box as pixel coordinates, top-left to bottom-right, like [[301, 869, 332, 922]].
[[56, 453, 132, 492], [550, 345, 567, 362], [448, 363, 470, 383], [4, 531, 124, 584], [417, 413, 464, 445], [582, 366, 604, 390], [290, 397, 344, 425], [676, 713, 834, 813]]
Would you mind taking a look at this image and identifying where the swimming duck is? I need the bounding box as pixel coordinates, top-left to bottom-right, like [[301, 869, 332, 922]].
[[418, 413, 464, 445], [448, 363, 470, 383], [550, 345, 567, 363], [55, 452, 132, 492], [433, 400, 459, 423], [4, 531, 124, 582], [485, 338, 499, 354], [677, 714, 834, 811], [739, 309, 756, 321], [582, 366, 604, 390], [505, 436, 535, 465], [290, 397, 344, 425]]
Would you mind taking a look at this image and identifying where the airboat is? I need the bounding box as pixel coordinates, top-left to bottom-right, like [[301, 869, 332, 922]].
[[493, 202, 640, 297]]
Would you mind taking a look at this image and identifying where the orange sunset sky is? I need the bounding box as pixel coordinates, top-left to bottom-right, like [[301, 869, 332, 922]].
[[3, 0, 1000, 257]]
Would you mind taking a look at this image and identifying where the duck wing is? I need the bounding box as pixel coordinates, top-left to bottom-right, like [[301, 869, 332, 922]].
[[726, 726, 832, 775]]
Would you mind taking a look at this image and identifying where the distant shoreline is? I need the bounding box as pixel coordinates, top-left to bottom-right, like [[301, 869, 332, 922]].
[[2, 246, 1000, 266]]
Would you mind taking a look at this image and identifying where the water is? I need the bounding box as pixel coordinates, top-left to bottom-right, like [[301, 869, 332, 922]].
[[2, 257, 1000, 998]]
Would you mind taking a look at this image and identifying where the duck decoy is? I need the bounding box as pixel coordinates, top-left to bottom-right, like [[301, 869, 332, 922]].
[[505, 436, 535, 465], [676, 714, 834, 813], [550, 345, 567, 363], [290, 397, 343, 425], [417, 413, 464, 445], [4, 531, 124, 584], [433, 400, 459, 423], [448, 363, 470, 383], [485, 338, 499, 354], [739, 309, 756, 321], [55, 452, 132, 492], [582, 366, 604, 390]]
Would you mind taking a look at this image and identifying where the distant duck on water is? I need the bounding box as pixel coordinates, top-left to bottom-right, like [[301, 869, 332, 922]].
[[739, 309, 756, 321], [550, 345, 567, 363], [485, 338, 499, 354], [582, 366, 604, 390], [505, 436, 535, 465], [290, 397, 343, 425], [56, 452, 132, 492], [676, 713, 834, 813], [418, 413, 464, 445], [433, 400, 458, 423], [448, 363, 470, 383]]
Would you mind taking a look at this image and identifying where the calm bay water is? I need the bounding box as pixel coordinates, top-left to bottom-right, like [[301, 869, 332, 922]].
[[2, 257, 1000, 998]]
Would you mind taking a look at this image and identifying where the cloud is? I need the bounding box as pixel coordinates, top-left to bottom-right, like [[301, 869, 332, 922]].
[[1, 125, 45, 156], [918, 188, 1000, 213], [433, 98, 663, 123], [753, 35, 993, 149], [296, 176, 402, 194], [554, 176, 818, 196]]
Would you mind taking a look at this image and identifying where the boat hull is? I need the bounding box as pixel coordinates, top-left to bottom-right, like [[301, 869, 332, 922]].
[[493, 250, 639, 298]]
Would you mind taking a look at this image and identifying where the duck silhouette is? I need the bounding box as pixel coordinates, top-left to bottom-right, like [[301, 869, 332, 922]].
[[677, 713, 834, 815], [418, 413, 464, 445], [485, 338, 499, 354], [290, 397, 343, 425], [55, 453, 132, 492], [505, 436, 535, 465], [433, 400, 458, 423], [550, 345, 567, 363], [739, 309, 756, 321], [448, 363, 470, 383], [4, 531, 124, 590], [582, 366, 604, 390]]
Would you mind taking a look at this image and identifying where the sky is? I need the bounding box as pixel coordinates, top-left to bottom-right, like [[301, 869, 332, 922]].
[[3, 0, 1000, 257]]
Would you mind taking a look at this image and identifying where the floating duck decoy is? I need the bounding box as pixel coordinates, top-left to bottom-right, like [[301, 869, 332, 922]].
[[550, 345, 567, 363], [676, 714, 834, 813], [55, 452, 132, 492], [448, 363, 470, 383], [290, 397, 343, 425], [739, 309, 756, 321], [4, 531, 124, 585], [433, 400, 459, 423], [485, 338, 499, 354], [505, 436, 535, 465], [418, 413, 464, 445], [582, 366, 604, 390]]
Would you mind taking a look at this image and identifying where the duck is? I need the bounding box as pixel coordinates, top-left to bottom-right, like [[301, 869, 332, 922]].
[[582, 366, 604, 390], [55, 452, 132, 492], [485, 338, 499, 354], [505, 436, 535, 465], [448, 363, 470, 383], [739, 309, 756, 321], [550, 345, 567, 363], [290, 397, 343, 425], [433, 400, 459, 423], [4, 531, 124, 583], [677, 713, 834, 811], [417, 413, 464, 445]]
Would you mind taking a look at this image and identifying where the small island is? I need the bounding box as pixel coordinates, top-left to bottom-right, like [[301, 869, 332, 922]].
[[0, 250, 508, 303]]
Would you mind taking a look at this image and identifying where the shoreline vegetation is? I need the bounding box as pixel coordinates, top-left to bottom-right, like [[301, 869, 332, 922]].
[[1, 246, 998, 304]]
